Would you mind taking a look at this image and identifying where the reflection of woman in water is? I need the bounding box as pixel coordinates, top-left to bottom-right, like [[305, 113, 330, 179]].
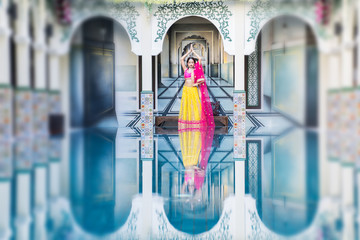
[[178, 44, 215, 204], [180, 127, 214, 199]]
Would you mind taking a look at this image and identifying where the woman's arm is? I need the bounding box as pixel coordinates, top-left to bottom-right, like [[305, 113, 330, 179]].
[[181, 49, 192, 72], [191, 71, 199, 87], [191, 45, 202, 65]]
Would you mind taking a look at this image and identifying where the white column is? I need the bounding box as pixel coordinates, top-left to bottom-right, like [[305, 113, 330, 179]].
[[33, 0, 47, 89], [141, 10, 152, 91], [232, 3, 246, 239], [49, 54, 60, 91], [233, 3, 245, 91], [234, 161, 245, 240], [59, 54, 70, 198], [48, 162, 62, 229], [48, 23, 62, 91], [0, 0, 12, 85], [49, 162, 60, 198], [0, 181, 12, 239], [142, 161, 152, 238], [318, 52, 328, 198], [14, 0, 31, 88], [327, 37, 342, 198], [340, 1, 355, 239], [358, 1, 360, 86], [34, 167, 47, 240], [15, 173, 31, 240], [341, 0, 355, 87]]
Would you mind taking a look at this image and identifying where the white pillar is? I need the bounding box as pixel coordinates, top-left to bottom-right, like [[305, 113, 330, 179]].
[[0, 0, 12, 85], [49, 162, 60, 198], [48, 162, 62, 229], [49, 54, 60, 91], [0, 181, 12, 239], [14, 0, 31, 88], [33, 0, 47, 89], [59, 54, 70, 198], [141, 10, 152, 91], [234, 161, 245, 240], [318, 52, 328, 197], [340, 1, 356, 239], [33, 167, 47, 240], [341, 0, 355, 87], [327, 37, 342, 198], [232, 3, 246, 239], [142, 161, 152, 238], [15, 173, 31, 240], [357, 1, 360, 86], [233, 3, 245, 91]]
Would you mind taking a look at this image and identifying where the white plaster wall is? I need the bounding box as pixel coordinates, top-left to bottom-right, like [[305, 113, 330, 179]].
[[161, 34, 170, 78], [260, 16, 307, 114], [113, 23, 138, 119]]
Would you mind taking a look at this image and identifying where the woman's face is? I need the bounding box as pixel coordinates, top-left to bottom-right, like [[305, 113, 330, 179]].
[[187, 59, 194, 68]]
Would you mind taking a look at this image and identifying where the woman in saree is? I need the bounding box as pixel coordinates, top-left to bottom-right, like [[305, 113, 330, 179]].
[[178, 44, 205, 131], [179, 44, 215, 196]]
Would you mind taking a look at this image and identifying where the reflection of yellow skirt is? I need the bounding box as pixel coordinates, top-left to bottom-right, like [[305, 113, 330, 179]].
[[180, 129, 201, 168], [178, 86, 203, 131]]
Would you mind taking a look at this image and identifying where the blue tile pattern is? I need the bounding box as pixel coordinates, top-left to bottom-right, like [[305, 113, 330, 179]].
[[141, 91, 154, 159]]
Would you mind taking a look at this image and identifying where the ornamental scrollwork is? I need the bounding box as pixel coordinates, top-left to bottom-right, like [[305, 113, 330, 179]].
[[246, 0, 275, 42], [60, 1, 140, 43], [109, 2, 140, 42], [154, 1, 232, 43]]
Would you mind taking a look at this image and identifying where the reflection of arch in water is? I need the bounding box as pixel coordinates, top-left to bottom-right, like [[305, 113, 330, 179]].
[[69, 128, 137, 236], [153, 195, 235, 238], [248, 129, 319, 236], [50, 196, 142, 239], [163, 163, 235, 235], [245, 197, 337, 239]]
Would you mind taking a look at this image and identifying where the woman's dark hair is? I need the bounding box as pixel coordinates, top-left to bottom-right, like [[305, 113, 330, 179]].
[[187, 57, 197, 64]]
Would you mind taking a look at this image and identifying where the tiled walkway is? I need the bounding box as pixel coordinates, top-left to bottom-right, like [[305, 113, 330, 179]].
[[157, 76, 234, 117]]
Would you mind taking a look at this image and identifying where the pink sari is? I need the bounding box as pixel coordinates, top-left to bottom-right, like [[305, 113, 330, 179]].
[[194, 126, 214, 189], [194, 62, 215, 127]]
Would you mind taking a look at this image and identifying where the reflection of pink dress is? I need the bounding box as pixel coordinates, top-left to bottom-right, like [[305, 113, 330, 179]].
[[194, 126, 214, 189], [194, 62, 215, 127]]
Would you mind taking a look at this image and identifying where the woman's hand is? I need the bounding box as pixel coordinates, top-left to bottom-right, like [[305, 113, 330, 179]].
[[197, 79, 205, 84]]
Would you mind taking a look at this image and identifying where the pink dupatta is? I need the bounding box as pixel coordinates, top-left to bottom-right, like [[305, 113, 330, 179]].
[[194, 62, 215, 127]]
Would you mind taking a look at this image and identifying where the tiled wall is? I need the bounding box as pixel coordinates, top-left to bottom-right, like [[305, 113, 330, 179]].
[[327, 91, 340, 161], [141, 91, 154, 159], [328, 88, 359, 165], [340, 89, 357, 164], [33, 91, 48, 136], [0, 86, 12, 140], [15, 89, 32, 138], [15, 139, 32, 171], [233, 91, 246, 159], [0, 141, 12, 179]]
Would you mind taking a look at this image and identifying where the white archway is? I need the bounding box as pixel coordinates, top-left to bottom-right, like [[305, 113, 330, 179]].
[[152, 15, 234, 55]]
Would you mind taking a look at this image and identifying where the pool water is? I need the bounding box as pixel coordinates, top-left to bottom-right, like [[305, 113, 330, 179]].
[[0, 118, 351, 239]]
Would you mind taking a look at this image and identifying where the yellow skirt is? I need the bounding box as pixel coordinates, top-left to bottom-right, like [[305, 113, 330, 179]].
[[179, 129, 201, 168], [178, 86, 204, 131]]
